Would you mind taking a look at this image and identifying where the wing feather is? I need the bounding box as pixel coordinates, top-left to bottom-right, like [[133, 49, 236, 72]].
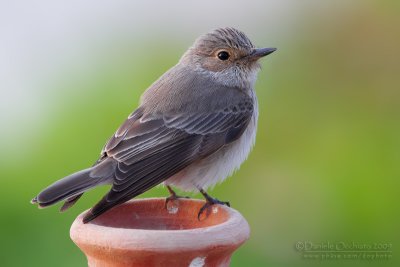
[[85, 96, 253, 222]]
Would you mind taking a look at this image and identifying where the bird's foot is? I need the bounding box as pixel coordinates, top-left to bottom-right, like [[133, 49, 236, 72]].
[[198, 188, 230, 220], [164, 186, 190, 209]]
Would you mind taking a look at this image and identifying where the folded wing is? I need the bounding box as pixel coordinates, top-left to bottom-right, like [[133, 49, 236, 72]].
[[83, 98, 253, 222]]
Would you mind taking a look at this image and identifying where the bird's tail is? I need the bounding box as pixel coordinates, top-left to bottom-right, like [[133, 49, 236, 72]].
[[31, 159, 115, 211]]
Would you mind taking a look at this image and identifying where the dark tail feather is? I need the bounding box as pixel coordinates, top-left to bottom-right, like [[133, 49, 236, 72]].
[[32, 168, 99, 208], [82, 195, 110, 223], [82, 191, 144, 223], [60, 193, 84, 212], [82, 194, 128, 223], [32, 158, 116, 210]]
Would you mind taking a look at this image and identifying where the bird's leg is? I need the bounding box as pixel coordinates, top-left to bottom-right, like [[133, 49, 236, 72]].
[[198, 188, 230, 220], [165, 185, 190, 209]]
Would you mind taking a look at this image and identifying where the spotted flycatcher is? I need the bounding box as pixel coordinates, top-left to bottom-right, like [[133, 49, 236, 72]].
[[31, 27, 276, 223]]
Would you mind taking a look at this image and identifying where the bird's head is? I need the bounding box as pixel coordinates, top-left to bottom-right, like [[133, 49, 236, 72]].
[[180, 27, 276, 88]]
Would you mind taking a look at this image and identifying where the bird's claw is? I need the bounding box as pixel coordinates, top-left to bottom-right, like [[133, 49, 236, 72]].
[[164, 185, 190, 209], [164, 194, 190, 209], [197, 198, 230, 220]]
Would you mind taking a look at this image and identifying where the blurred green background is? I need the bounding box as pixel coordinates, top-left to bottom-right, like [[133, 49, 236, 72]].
[[1, 1, 399, 266]]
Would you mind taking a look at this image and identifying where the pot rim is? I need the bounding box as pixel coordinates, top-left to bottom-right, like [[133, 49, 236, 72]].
[[70, 198, 250, 252]]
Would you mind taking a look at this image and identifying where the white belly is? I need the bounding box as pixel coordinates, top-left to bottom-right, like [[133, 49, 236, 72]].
[[165, 100, 258, 191]]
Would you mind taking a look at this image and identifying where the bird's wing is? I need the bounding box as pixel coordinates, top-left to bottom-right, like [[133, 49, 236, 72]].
[[84, 97, 253, 222]]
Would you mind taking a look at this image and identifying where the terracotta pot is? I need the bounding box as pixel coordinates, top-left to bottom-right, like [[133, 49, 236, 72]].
[[70, 198, 250, 267]]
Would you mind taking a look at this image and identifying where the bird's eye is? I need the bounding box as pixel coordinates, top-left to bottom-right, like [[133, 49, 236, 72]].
[[217, 51, 230, 61]]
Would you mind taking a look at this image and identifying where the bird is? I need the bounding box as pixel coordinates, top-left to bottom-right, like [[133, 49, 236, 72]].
[[31, 27, 276, 223]]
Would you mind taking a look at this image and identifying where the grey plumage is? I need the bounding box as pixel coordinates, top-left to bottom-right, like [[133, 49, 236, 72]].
[[83, 69, 254, 222], [31, 27, 275, 223], [33, 158, 116, 208]]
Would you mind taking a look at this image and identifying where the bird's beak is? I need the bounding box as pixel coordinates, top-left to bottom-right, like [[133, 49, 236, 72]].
[[248, 47, 277, 60]]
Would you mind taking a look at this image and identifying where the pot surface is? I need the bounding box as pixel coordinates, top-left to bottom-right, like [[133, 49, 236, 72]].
[[70, 198, 250, 267]]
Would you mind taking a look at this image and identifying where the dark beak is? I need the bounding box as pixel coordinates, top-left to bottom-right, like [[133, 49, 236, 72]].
[[249, 47, 277, 60]]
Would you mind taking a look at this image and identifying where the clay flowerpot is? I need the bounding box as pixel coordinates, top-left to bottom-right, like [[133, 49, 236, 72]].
[[70, 198, 250, 267]]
